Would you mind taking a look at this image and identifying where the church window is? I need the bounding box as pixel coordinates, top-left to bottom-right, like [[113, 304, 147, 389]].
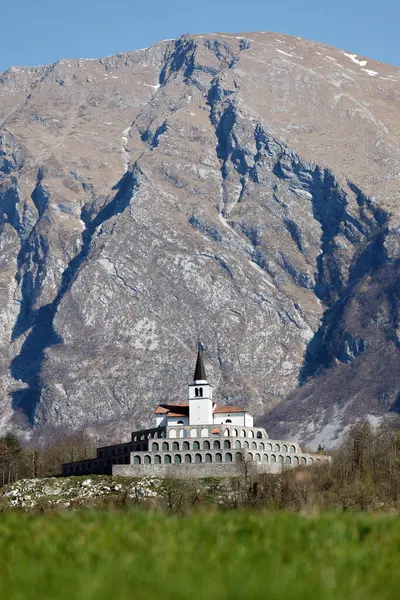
[[257, 431, 262, 439], [190, 429, 197, 438], [271, 455, 276, 463], [162, 442, 169, 451], [203, 440, 210, 450], [144, 455, 151, 465], [251, 442, 257, 450], [174, 454, 182, 464], [263, 454, 268, 462], [285, 456, 291, 465], [201, 428, 208, 437], [134, 456, 141, 465], [215, 453, 222, 462], [177, 421, 184, 425], [236, 440, 241, 449], [199, 388, 203, 397], [183, 441, 190, 451], [172, 442, 179, 451], [290, 445, 296, 453], [224, 440, 231, 449], [154, 455, 161, 464], [164, 455, 172, 464], [225, 452, 232, 463], [235, 452, 242, 462], [195, 453, 202, 463], [213, 440, 221, 450], [152, 443, 159, 452], [225, 419, 232, 423], [185, 454, 192, 463], [255, 454, 261, 462], [193, 441, 200, 450], [195, 388, 199, 397], [205, 453, 212, 463]]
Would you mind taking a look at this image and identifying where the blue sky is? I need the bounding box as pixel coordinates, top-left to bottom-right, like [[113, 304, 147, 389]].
[[1, 0, 399, 73]]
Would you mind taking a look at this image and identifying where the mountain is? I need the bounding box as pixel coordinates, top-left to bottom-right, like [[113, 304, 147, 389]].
[[0, 32, 399, 447]]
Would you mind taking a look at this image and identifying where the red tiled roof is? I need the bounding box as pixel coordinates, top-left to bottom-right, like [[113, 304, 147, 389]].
[[155, 403, 189, 414], [213, 406, 247, 414], [211, 427, 220, 434], [167, 412, 188, 418]]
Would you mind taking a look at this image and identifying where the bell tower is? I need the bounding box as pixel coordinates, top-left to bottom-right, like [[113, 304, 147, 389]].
[[188, 346, 213, 425]]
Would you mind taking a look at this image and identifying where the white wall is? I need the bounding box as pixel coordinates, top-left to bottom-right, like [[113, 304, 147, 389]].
[[244, 413, 254, 427], [213, 412, 245, 425], [166, 416, 189, 426], [189, 399, 213, 425], [155, 415, 167, 427]]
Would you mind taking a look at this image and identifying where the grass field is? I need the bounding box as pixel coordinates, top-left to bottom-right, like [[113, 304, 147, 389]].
[[0, 510, 399, 600]]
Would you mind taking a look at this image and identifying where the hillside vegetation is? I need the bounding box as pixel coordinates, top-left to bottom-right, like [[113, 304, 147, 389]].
[[0, 510, 399, 600]]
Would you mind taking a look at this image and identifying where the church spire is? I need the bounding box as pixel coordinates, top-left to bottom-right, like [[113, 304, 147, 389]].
[[193, 345, 207, 382]]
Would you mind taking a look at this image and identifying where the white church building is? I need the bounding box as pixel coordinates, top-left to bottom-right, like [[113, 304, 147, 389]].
[[62, 348, 330, 478]]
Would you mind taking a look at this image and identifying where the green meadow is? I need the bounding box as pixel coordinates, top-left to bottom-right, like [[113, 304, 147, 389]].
[[0, 510, 399, 600]]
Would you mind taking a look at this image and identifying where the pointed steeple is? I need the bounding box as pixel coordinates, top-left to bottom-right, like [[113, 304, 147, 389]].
[[193, 345, 207, 382]]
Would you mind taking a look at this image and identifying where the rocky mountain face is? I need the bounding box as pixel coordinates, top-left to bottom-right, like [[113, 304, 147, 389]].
[[0, 32, 399, 448]]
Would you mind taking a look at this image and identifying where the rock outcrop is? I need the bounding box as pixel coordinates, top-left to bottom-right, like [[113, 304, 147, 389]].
[[0, 32, 399, 447]]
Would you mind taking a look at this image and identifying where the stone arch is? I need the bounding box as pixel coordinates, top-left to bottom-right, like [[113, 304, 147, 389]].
[[184, 454, 192, 464], [278, 455, 283, 464], [215, 452, 222, 462], [251, 442, 257, 450], [283, 444, 288, 453], [201, 428, 209, 437], [259, 442, 265, 451], [183, 441, 190, 451], [267, 443, 272, 451], [316, 458, 321, 465], [224, 440, 231, 449], [195, 387, 199, 397], [164, 455, 172, 464], [225, 419, 232, 423], [205, 453, 212, 463], [255, 453, 261, 462], [236, 440, 241, 449], [144, 455, 151, 465], [154, 455, 161, 464], [203, 440, 210, 450], [293, 456, 299, 465], [152, 442, 159, 452], [290, 445, 296, 453], [324, 459, 330, 465], [172, 441, 179, 451], [301, 457, 307, 465], [225, 452, 233, 462], [232, 429, 238, 437], [257, 431, 262, 439], [193, 441, 200, 450], [190, 428, 198, 438], [177, 421, 184, 425], [162, 442, 169, 452], [213, 440, 221, 450], [249, 430, 254, 438], [168, 429, 177, 439], [195, 453, 202, 463], [174, 454, 182, 464], [244, 441, 249, 449], [241, 430, 246, 437], [271, 454, 276, 463], [224, 428, 229, 437], [285, 456, 291, 465], [263, 454, 268, 462], [134, 455, 141, 465], [235, 452, 243, 462], [308, 457, 314, 464], [274, 443, 280, 452], [246, 453, 253, 462], [179, 429, 185, 438]]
